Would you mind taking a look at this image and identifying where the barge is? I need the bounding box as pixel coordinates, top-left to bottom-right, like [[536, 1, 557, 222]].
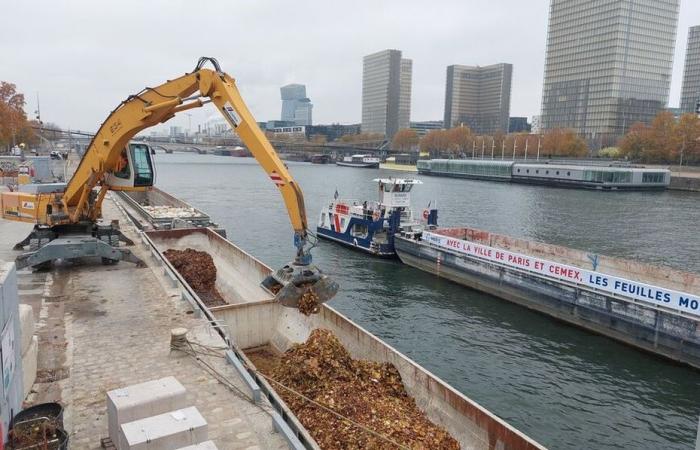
[[395, 227, 700, 369], [417, 159, 671, 190], [142, 226, 545, 450], [115, 187, 224, 234]]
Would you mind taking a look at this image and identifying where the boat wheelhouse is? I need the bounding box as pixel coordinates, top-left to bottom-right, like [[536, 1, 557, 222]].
[[316, 178, 437, 256]]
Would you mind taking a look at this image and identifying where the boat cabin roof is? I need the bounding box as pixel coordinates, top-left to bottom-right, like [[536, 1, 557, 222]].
[[373, 178, 423, 185]]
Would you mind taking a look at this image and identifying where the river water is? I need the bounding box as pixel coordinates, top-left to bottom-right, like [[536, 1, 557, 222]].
[[154, 153, 700, 450]]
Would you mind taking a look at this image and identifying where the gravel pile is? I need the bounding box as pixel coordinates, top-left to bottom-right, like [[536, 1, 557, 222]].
[[142, 205, 204, 219]]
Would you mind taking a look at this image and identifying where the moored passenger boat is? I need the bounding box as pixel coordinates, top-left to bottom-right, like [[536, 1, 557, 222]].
[[417, 159, 671, 190], [336, 154, 381, 168], [316, 178, 437, 256]]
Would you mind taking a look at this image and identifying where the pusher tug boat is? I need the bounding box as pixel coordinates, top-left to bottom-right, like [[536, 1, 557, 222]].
[[316, 178, 437, 256]]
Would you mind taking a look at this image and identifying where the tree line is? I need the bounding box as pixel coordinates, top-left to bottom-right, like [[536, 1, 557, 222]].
[[0, 81, 64, 152], [618, 112, 700, 165], [391, 126, 588, 158]]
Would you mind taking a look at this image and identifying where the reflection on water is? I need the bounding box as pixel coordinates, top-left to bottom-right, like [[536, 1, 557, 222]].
[[155, 153, 700, 450]]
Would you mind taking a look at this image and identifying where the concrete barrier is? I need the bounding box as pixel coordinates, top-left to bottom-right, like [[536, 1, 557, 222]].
[[670, 176, 700, 192]]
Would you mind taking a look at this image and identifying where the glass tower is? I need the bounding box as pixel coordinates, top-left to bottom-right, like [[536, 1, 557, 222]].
[[280, 84, 313, 126], [444, 63, 512, 134], [540, 0, 679, 148], [680, 25, 700, 114], [361, 49, 412, 138]]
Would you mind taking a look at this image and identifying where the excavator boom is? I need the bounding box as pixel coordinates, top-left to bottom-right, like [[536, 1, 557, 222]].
[[2, 57, 337, 308]]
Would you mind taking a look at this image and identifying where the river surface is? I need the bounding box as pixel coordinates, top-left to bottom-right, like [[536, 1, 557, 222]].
[[154, 152, 700, 450]]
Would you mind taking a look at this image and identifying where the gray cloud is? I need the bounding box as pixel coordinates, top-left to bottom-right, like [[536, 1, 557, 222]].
[[1, 0, 698, 133]]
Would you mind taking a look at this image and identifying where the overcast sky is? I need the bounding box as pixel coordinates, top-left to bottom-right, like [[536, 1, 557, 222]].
[[2, 0, 699, 133]]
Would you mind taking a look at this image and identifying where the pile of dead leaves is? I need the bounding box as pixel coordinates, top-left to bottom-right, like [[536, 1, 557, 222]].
[[268, 329, 459, 449], [164, 248, 226, 307], [297, 287, 320, 316]]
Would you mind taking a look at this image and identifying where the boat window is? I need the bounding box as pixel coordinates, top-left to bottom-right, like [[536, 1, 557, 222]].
[[556, 171, 560, 175], [351, 223, 368, 238], [517, 168, 520, 173], [546, 170, 549, 174], [535, 170, 539, 174], [567, 172, 571, 176], [526, 169, 530, 174], [642, 172, 665, 183]]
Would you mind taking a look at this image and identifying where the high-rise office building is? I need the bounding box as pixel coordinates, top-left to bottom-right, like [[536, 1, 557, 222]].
[[280, 84, 313, 126], [680, 25, 700, 114], [361, 49, 412, 138], [540, 0, 679, 148], [443, 63, 512, 134]]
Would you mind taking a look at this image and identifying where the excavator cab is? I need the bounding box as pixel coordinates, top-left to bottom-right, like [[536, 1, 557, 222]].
[[105, 143, 155, 189]]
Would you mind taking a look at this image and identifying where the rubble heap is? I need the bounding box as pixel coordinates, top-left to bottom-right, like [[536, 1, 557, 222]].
[[164, 248, 226, 307], [142, 205, 204, 219], [268, 329, 459, 449]]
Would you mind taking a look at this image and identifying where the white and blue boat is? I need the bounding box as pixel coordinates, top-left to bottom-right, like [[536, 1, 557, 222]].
[[316, 178, 437, 256]]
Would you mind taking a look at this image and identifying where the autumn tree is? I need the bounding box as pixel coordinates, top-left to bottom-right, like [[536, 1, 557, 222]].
[[446, 126, 471, 154], [419, 129, 450, 156], [618, 122, 650, 161], [618, 112, 700, 164], [645, 111, 677, 163], [0, 82, 28, 151], [391, 128, 419, 151], [541, 128, 588, 157], [675, 113, 700, 165]]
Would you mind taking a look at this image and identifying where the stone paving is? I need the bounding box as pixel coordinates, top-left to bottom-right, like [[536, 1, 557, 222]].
[[3, 198, 287, 449]]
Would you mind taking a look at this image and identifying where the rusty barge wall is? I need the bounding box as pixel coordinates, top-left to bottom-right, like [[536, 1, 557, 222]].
[[395, 228, 700, 369], [212, 301, 545, 450], [142, 226, 545, 450], [436, 227, 700, 294]]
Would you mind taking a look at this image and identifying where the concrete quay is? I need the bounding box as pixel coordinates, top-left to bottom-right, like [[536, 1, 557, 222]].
[[0, 197, 287, 449]]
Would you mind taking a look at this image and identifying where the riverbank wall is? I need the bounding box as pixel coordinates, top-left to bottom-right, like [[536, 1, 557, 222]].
[[396, 228, 700, 370], [669, 175, 700, 192]]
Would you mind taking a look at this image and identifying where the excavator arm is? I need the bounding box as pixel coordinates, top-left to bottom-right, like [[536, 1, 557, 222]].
[[65, 58, 308, 240], [15, 57, 336, 307]]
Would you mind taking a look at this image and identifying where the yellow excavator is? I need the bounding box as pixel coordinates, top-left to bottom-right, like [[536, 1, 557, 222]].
[[0, 57, 337, 308]]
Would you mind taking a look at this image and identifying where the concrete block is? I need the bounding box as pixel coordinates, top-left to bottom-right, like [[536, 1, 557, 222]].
[[176, 440, 218, 450], [0, 263, 24, 444], [119, 406, 208, 450], [19, 304, 34, 355], [21, 335, 38, 399], [107, 376, 187, 445]]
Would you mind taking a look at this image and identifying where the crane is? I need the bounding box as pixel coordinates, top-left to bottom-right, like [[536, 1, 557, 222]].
[[0, 57, 337, 308]]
